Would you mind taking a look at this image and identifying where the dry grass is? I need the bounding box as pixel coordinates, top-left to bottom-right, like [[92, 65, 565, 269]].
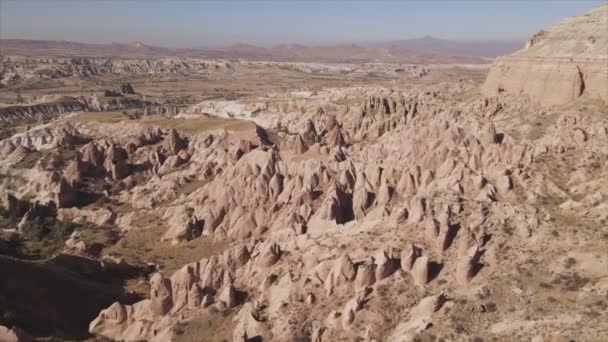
[[178, 179, 210, 195], [173, 310, 237, 342], [122, 277, 150, 299], [103, 226, 227, 274], [141, 115, 254, 133], [76, 225, 118, 247], [72, 111, 254, 134], [72, 111, 126, 124]]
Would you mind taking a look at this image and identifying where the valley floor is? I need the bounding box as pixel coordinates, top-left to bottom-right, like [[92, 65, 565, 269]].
[[0, 57, 606, 342]]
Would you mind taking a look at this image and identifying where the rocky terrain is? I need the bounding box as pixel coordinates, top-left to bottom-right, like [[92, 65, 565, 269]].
[[0, 56, 435, 88], [0, 5, 607, 342], [483, 4, 608, 106]]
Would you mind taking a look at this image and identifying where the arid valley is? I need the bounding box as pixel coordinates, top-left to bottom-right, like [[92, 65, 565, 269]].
[[0, 3, 607, 342]]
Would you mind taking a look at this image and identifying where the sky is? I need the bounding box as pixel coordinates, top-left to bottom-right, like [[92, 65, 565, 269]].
[[0, 0, 604, 47]]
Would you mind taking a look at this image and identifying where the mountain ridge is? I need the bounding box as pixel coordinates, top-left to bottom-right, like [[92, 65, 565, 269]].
[[0, 37, 521, 63]]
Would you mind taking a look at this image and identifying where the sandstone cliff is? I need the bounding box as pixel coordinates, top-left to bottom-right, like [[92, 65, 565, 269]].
[[483, 4, 608, 106]]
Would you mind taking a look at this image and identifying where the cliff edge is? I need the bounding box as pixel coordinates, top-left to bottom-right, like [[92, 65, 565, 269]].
[[483, 4, 608, 106]]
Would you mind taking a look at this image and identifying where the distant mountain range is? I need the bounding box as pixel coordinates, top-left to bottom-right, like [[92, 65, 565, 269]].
[[368, 35, 524, 58], [0, 37, 524, 64]]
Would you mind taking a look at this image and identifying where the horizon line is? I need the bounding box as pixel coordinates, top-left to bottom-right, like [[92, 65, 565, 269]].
[[0, 35, 528, 50]]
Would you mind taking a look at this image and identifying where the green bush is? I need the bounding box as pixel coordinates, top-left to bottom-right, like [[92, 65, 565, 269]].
[[15, 217, 79, 258], [21, 217, 50, 241], [21, 217, 75, 243], [49, 221, 76, 242]]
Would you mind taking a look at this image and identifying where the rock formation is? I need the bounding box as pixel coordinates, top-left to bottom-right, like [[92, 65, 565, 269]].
[[1, 8, 607, 340], [483, 5, 608, 106]]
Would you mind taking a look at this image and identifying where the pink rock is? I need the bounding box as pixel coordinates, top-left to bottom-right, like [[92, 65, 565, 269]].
[[149, 273, 173, 316]]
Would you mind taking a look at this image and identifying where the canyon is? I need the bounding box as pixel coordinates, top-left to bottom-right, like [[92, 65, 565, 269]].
[[0, 4, 607, 342]]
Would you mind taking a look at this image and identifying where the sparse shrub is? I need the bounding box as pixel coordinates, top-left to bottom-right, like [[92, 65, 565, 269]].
[[94, 196, 112, 207], [21, 217, 53, 241], [49, 221, 76, 242], [0, 210, 19, 230], [7, 233, 21, 248], [564, 257, 576, 269], [104, 90, 122, 97], [18, 217, 79, 258]]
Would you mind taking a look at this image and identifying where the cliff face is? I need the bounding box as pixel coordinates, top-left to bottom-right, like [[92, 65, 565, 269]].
[[0, 96, 151, 122], [483, 5, 608, 106], [0, 57, 234, 86]]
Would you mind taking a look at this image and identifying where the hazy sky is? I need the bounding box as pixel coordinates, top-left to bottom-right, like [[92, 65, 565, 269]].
[[0, 1, 604, 47]]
